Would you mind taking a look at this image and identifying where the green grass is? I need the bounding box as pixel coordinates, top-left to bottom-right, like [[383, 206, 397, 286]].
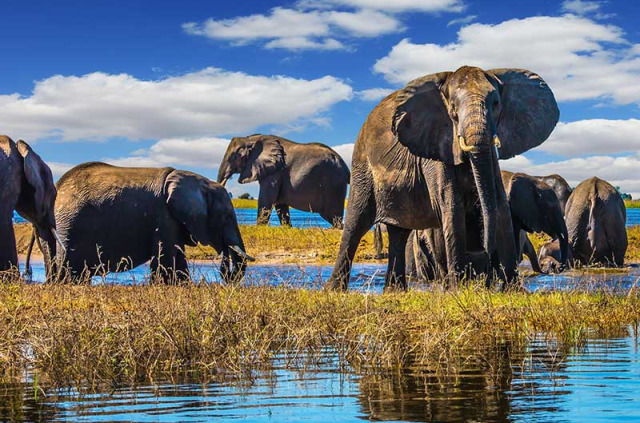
[[231, 198, 258, 209], [625, 200, 640, 208], [0, 281, 637, 390]]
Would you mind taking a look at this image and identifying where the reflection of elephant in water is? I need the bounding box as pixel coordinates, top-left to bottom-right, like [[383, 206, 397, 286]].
[[408, 171, 568, 280], [46, 163, 252, 283], [328, 66, 559, 291], [539, 177, 626, 269], [532, 174, 572, 213], [0, 136, 62, 273], [217, 134, 350, 228]]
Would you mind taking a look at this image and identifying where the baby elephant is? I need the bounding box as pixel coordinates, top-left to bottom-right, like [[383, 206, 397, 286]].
[[42, 162, 252, 284], [540, 177, 627, 269]]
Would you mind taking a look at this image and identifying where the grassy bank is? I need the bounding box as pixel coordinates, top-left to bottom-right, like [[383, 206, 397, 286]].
[[625, 199, 640, 208], [0, 282, 637, 390], [231, 198, 258, 209], [13, 223, 386, 264]]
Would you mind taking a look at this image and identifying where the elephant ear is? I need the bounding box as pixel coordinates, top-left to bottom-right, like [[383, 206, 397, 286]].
[[239, 136, 285, 183], [391, 72, 461, 164], [16, 140, 55, 219], [165, 171, 211, 246], [489, 69, 559, 160]]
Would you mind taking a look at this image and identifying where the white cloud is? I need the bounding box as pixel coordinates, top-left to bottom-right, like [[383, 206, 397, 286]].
[[48, 162, 74, 179], [540, 119, 640, 157], [561, 0, 601, 15], [0, 68, 353, 142], [332, 143, 354, 167], [106, 137, 231, 169], [447, 14, 476, 27], [183, 7, 402, 51], [501, 154, 640, 199], [304, 0, 465, 13], [357, 87, 394, 101], [374, 15, 640, 105]]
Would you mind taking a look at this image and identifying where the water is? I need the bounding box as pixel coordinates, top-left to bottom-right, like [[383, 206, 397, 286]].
[[14, 207, 640, 228], [20, 259, 640, 294], [1, 334, 639, 422]]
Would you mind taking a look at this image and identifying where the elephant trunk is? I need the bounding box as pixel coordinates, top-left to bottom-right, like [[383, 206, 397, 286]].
[[462, 99, 498, 264], [220, 224, 253, 284]]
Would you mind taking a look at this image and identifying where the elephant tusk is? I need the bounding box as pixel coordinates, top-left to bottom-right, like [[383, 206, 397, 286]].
[[458, 136, 476, 153], [220, 178, 228, 187], [493, 135, 501, 149], [51, 228, 66, 255], [229, 245, 255, 262]]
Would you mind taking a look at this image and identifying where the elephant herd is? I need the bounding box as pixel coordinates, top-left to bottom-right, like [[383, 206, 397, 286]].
[[0, 65, 630, 289]]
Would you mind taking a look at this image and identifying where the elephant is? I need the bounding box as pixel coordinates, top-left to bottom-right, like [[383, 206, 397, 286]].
[[0, 135, 61, 275], [37, 162, 252, 284], [532, 174, 572, 213], [539, 177, 627, 268], [327, 66, 559, 291], [407, 170, 568, 280], [217, 134, 350, 228]]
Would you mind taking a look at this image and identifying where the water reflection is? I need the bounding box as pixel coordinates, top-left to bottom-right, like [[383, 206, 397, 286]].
[[0, 334, 638, 422]]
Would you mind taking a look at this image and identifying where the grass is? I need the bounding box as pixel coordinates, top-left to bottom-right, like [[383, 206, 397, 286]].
[[14, 223, 387, 264], [231, 198, 258, 209], [0, 280, 637, 391], [625, 199, 640, 208]]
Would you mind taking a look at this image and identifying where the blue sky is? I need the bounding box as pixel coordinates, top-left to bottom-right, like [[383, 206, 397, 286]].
[[2, 0, 639, 196]]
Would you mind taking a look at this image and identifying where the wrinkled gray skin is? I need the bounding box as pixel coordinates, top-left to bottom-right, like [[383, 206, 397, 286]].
[[540, 177, 627, 268], [217, 134, 350, 228], [46, 162, 251, 284], [327, 66, 559, 291], [407, 171, 569, 280], [532, 174, 572, 214], [0, 136, 60, 275], [538, 241, 574, 274]]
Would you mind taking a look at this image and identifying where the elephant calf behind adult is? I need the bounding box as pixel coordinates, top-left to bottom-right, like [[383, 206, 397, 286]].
[[540, 177, 627, 268], [217, 135, 350, 228], [52, 162, 251, 283]]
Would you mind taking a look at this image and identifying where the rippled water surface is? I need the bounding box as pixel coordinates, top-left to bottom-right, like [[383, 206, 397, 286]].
[[14, 207, 640, 228], [2, 335, 639, 422]]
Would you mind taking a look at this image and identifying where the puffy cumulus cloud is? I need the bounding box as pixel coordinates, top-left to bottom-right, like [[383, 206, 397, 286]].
[[540, 119, 640, 157], [374, 15, 640, 105], [0, 68, 353, 142], [332, 142, 355, 167], [184, 1, 464, 51], [357, 87, 394, 101], [501, 154, 640, 198], [106, 137, 231, 169], [183, 7, 402, 51]]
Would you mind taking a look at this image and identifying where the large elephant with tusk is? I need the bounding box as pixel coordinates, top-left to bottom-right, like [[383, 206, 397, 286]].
[[327, 66, 559, 291], [0, 136, 63, 277], [33, 162, 252, 284]]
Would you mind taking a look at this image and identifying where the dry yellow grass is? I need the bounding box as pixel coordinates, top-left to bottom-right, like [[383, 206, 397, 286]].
[[14, 223, 386, 264], [0, 281, 637, 390], [231, 198, 258, 209]]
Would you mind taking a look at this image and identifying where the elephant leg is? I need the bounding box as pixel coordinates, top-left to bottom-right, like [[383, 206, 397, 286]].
[[373, 223, 385, 259], [384, 225, 411, 292], [327, 176, 376, 291], [0, 219, 18, 273], [275, 204, 291, 227], [257, 178, 280, 226], [151, 246, 190, 285], [521, 232, 542, 273], [493, 191, 519, 286]]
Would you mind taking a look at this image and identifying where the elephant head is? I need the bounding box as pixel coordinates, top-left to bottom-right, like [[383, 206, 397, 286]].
[[503, 172, 569, 269], [165, 170, 253, 283], [217, 134, 285, 186], [539, 240, 573, 274], [392, 66, 559, 263], [12, 139, 63, 274]]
